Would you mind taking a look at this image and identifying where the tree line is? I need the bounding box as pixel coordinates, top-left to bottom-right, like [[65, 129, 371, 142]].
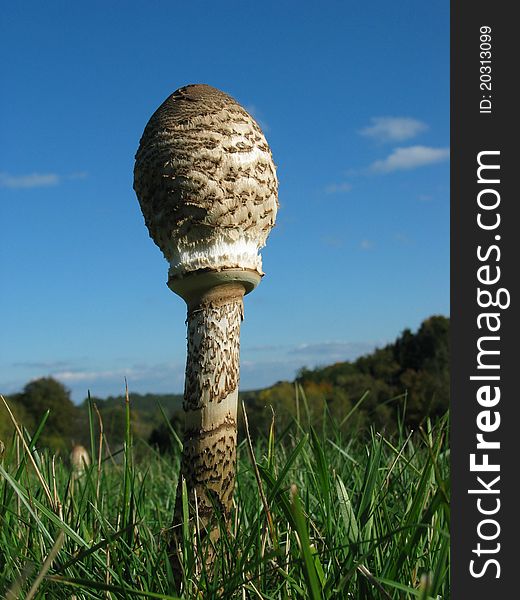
[[1, 315, 449, 454]]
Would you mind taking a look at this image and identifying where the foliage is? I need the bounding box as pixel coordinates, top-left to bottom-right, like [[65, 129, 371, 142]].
[[1, 387, 183, 457], [295, 315, 449, 430], [0, 397, 35, 445], [6, 378, 79, 454], [231, 315, 449, 443], [79, 392, 183, 449]]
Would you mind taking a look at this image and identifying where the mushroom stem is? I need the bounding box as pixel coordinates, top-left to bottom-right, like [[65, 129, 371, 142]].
[[174, 282, 245, 542]]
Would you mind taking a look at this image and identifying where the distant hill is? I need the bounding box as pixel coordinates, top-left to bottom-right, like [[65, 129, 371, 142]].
[[77, 392, 183, 449], [84, 393, 183, 414], [294, 314, 449, 429], [1, 315, 449, 453], [150, 315, 450, 450]]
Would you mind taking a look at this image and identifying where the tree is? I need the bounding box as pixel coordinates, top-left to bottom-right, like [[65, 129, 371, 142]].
[[0, 396, 35, 447], [17, 377, 79, 453]]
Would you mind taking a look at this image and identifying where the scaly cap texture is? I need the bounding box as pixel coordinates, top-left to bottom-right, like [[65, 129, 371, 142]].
[[133, 84, 278, 279]]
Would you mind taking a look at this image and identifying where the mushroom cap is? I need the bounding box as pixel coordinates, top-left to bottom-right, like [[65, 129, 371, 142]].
[[133, 84, 278, 280]]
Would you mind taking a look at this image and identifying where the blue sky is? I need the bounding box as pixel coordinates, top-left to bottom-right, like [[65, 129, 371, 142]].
[[0, 1, 449, 403]]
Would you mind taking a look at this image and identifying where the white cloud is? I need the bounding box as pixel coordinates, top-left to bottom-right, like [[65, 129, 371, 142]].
[[68, 171, 88, 181], [241, 339, 380, 389], [321, 235, 345, 249], [48, 363, 185, 401], [0, 171, 88, 189], [360, 239, 374, 250], [13, 360, 73, 370], [324, 182, 352, 194], [0, 172, 60, 189], [2, 362, 184, 403], [393, 232, 413, 245], [290, 341, 375, 360], [369, 146, 449, 173], [359, 117, 428, 143], [52, 368, 137, 383]]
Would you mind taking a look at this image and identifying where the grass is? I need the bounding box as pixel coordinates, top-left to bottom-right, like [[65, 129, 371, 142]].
[[0, 390, 450, 599]]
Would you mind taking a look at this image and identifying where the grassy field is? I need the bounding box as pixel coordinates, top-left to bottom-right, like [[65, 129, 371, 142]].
[[0, 391, 450, 599]]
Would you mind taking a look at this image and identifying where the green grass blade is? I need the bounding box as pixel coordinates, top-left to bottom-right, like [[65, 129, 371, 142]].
[[336, 473, 359, 544], [289, 485, 323, 600], [46, 575, 181, 599]]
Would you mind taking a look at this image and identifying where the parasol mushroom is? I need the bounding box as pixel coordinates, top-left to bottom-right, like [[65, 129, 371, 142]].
[[133, 84, 278, 550]]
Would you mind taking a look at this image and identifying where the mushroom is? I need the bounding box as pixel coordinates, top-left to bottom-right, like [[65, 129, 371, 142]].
[[133, 84, 278, 547], [70, 444, 91, 476]]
